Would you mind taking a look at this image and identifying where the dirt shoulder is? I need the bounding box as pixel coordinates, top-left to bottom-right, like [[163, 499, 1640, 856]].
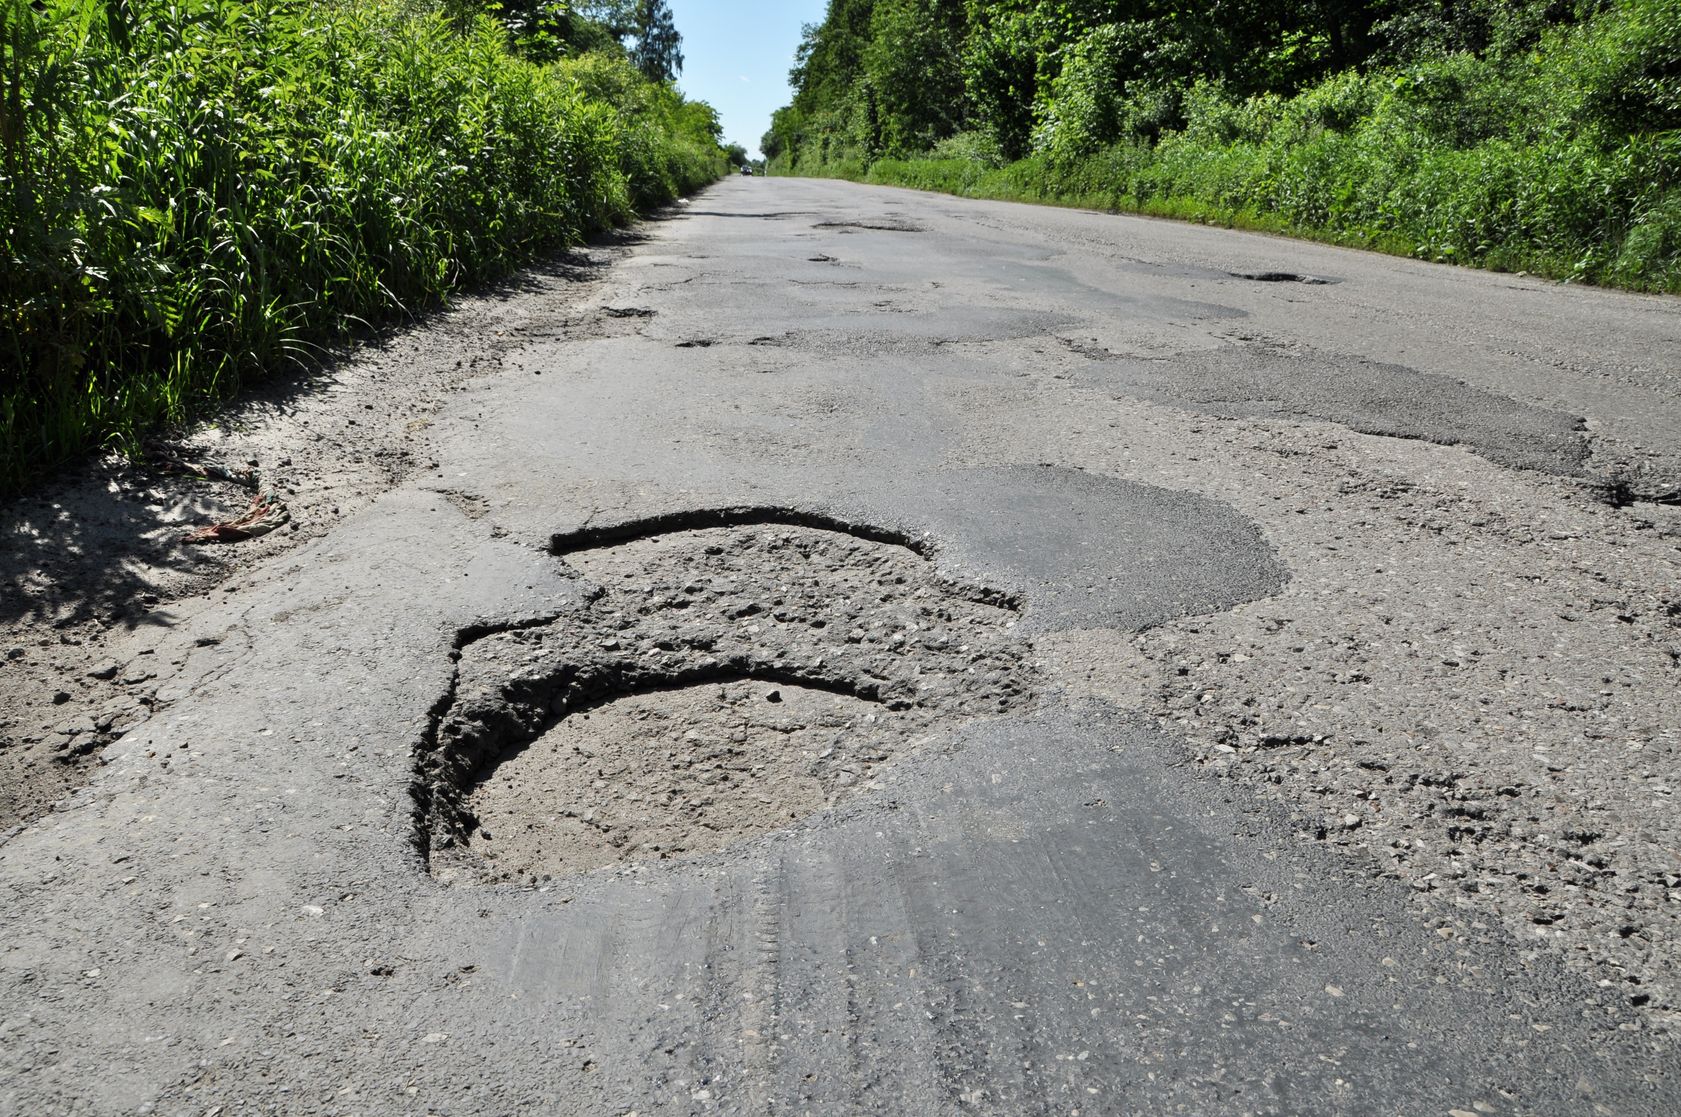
[[0, 237, 643, 834]]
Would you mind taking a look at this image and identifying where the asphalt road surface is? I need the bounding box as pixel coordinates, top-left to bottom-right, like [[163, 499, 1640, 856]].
[[4, 178, 1680, 1116]]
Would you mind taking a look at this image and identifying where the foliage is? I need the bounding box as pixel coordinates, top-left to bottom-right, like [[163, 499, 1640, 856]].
[[1574, 0, 1681, 136], [579, 0, 684, 81], [556, 49, 721, 208], [775, 0, 880, 166], [863, 0, 966, 156], [468, 1, 617, 62], [0, 0, 724, 493], [928, 129, 1007, 166], [959, 8, 1039, 159], [1033, 22, 1188, 160]]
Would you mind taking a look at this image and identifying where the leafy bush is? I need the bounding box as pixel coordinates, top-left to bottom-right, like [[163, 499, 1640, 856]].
[[1574, 0, 1681, 136], [1033, 22, 1186, 160], [1280, 69, 1383, 138], [864, 0, 966, 156], [1179, 81, 1284, 147], [959, 9, 1041, 161], [929, 130, 1008, 167], [557, 50, 723, 209], [0, 0, 724, 493], [1610, 182, 1681, 287]]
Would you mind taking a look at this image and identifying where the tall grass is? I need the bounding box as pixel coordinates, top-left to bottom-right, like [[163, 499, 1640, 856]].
[[0, 0, 724, 495]]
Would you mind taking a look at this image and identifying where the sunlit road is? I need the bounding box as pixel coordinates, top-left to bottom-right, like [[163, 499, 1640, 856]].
[[3, 178, 1679, 1115]]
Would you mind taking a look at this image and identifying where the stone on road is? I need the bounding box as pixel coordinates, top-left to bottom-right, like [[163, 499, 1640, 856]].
[[3, 179, 1679, 1115]]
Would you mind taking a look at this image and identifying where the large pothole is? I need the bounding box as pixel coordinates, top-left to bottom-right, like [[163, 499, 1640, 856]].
[[415, 515, 1034, 884]]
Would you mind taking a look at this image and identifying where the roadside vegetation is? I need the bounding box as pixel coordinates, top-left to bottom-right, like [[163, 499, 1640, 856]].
[[767, 1, 1681, 293], [0, 0, 723, 495]]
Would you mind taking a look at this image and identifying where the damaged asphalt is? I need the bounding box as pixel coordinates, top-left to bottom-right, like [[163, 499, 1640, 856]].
[[3, 178, 1680, 1115]]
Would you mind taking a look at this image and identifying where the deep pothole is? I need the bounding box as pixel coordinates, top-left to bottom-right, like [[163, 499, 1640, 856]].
[[415, 516, 1033, 884], [1229, 270, 1337, 284]]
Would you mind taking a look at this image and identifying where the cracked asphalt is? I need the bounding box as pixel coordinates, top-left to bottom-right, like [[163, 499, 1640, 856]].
[[3, 177, 1681, 1115]]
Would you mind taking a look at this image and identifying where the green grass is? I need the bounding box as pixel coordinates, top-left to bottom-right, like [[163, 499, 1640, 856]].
[[0, 0, 725, 495]]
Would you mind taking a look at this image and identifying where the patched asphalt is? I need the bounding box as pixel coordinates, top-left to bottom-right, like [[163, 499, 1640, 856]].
[[2, 178, 1679, 1116]]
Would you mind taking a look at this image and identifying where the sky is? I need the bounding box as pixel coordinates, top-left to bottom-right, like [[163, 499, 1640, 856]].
[[669, 0, 831, 160]]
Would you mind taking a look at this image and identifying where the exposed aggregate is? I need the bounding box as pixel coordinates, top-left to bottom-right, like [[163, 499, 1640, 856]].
[[1002, 379, 1681, 1028], [422, 524, 1033, 883]]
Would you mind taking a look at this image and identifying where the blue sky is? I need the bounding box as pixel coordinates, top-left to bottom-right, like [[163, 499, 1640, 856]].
[[669, 0, 831, 159]]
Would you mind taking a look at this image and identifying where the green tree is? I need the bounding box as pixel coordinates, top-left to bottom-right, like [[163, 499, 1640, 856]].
[[789, 1, 876, 112], [787, 0, 880, 161], [864, 0, 968, 154], [961, 7, 1042, 159], [584, 0, 684, 80]]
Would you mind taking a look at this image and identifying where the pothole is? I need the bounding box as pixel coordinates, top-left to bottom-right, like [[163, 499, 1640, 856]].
[[813, 220, 926, 233], [1230, 271, 1336, 285], [1589, 470, 1681, 508], [415, 515, 1033, 884], [469, 680, 886, 877]]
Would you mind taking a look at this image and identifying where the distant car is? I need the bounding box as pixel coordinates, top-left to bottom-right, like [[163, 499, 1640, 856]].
[[740, 166, 754, 176]]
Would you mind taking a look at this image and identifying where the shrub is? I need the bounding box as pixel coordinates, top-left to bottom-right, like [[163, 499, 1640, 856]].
[[1575, 0, 1681, 136], [0, 0, 723, 493], [928, 130, 1008, 167]]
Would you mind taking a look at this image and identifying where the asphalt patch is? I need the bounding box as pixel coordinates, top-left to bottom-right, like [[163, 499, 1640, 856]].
[[1081, 346, 1587, 475]]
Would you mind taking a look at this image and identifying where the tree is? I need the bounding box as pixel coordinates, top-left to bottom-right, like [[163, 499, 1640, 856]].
[[762, 105, 807, 168], [789, 1, 881, 114], [961, 6, 1042, 159], [629, 0, 683, 81], [445, 1, 625, 62], [865, 0, 968, 155], [584, 0, 684, 81]]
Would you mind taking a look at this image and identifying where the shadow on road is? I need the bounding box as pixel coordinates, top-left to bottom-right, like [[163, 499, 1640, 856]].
[[0, 225, 651, 633]]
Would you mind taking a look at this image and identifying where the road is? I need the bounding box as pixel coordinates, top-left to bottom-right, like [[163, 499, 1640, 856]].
[[3, 177, 1680, 1115]]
